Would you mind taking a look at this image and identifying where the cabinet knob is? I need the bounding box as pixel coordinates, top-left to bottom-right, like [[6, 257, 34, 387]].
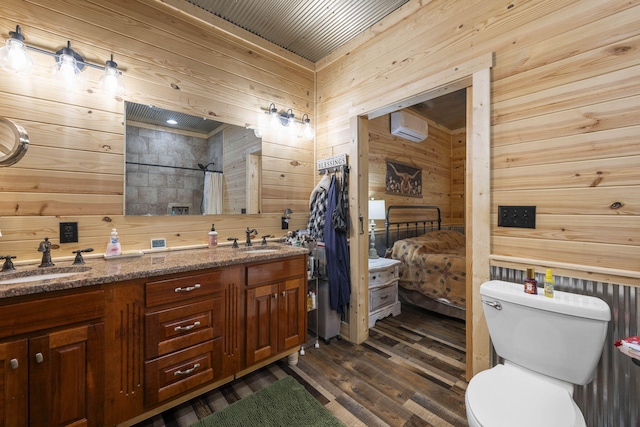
[[272, 293, 278, 299], [281, 291, 286, 298], [9, 358, 19, 369], [35, 353, 44, 363]]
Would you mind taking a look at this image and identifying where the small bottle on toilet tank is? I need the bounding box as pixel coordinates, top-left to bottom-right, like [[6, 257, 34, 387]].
[[524, 268, 537, 294]]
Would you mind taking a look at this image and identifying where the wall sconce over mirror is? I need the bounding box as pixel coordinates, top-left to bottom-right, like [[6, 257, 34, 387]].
[[0, 25, 125, 96], [0, 118, 29, 167], [263, 103, 314, 139]]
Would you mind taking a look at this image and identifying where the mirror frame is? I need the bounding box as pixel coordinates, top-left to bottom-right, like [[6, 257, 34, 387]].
[[0, 118, 29, 167]]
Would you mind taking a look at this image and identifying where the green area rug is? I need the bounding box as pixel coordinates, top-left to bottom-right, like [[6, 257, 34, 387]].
[[189, 376, 345, 427]]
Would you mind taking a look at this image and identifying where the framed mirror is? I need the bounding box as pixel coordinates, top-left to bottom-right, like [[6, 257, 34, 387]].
[[125, 102, 262, 216], [0, 118, 29, 167]]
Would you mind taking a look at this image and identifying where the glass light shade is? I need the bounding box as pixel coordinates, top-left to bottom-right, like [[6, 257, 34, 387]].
[[303, 121, 314, 139], [52, 52, 83, 88], [99, 61, 125, 96], [0, 38, 33, 74], [269, 105, 280, 130]]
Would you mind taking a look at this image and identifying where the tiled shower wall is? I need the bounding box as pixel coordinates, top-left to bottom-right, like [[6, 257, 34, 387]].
[[125, 125, 218, 215], [490, 266, 640, 427]]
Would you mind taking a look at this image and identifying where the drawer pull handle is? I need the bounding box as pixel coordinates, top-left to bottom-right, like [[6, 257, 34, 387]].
[[174, 321, 201, 332], [380, 295, 388, 300], [35, 353, 44, 364], [174, 363, 200, 376], [175, 284, 201, 293], [10, 358, 19, 369]]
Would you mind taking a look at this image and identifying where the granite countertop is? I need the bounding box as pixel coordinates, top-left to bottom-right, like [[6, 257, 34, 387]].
[[0, 244, 309, 299]]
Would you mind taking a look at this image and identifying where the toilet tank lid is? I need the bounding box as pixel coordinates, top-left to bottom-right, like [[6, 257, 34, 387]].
[[481, 280, 611, 321]]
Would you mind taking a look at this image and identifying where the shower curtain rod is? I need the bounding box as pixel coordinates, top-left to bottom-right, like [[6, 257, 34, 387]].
[[126, 161, 222, 173]]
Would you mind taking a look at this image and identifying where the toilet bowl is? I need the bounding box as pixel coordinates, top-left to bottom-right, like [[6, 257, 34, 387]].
[[465, 363, 585, 427], [465, 280, 610, 427]]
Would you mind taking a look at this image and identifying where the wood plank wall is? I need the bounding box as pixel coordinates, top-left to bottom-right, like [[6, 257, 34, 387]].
[[368, 113, 465, 228], [0, 0, 315, 261], [316, 0, 640, 277]]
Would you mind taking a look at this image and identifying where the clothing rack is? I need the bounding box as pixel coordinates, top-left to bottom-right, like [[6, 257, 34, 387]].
[[318, 153, 349, 174], [126, 161, 222, 173]]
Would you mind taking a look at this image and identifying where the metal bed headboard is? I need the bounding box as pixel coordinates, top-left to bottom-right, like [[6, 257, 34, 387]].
[[385, 205, 441, 249]]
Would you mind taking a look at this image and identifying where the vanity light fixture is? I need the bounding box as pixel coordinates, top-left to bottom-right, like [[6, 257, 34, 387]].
[[264, 103, 314, 139], [0, 25, 125, 95], [51, 41, 84, 88], [98, 55, 125, 96], [0, 25, 33, 74]]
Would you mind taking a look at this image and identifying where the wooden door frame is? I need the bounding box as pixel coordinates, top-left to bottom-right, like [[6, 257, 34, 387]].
[[346, 53, 493, 379]]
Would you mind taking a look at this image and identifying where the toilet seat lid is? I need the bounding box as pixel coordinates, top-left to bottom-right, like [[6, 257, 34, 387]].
[[466, 364, 581, 427]]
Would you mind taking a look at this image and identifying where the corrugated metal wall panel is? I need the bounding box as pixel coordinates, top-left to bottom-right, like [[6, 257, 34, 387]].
[[490, 266, 640, 426]]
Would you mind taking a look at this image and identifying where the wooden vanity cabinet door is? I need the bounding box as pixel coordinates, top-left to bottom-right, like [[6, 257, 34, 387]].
[[29, 323, 104, 427], [245, 283, 279, 365], [0, 339, 28, 427], [278, 277, 306, 352]]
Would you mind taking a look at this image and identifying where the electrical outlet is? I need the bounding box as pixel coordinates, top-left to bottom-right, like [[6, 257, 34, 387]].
[[59, 222, 79, 243], [498, 206, 536, 229]]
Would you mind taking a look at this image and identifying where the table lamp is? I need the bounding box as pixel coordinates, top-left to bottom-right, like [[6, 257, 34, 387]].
[[368, 199, 386, 259]]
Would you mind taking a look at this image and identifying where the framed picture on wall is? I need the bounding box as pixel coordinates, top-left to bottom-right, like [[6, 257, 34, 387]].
[[385, 160, 422, 197]]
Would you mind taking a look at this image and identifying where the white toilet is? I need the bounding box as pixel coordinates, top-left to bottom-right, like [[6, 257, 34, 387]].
[[465, 280, 611, 427]]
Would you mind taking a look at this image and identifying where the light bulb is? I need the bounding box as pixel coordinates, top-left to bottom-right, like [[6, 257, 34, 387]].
[[99, 57, 125, 97], [52, 52, 82, 88], [0, 30, 33, 74]]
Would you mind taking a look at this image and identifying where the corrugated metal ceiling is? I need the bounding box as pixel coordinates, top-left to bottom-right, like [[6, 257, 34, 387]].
[[125, 102, 225, 134], [185, 0, 409, 62]]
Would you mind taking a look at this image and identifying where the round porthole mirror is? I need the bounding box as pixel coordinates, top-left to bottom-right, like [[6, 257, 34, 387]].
[[0, 118, 29, 167]]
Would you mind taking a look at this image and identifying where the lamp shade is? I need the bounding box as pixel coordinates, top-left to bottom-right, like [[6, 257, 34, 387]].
[[368, 199, 386, 220]]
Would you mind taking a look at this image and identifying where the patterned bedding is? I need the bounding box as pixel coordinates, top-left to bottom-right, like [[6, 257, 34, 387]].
[[389, 230, 466, 308]]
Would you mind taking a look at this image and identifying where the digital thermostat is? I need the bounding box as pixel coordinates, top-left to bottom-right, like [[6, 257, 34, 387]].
[[150, 238, 167, 250]]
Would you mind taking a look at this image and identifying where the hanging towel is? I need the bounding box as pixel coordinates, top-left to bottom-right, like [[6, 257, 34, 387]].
[[324, 174, 351, 315]]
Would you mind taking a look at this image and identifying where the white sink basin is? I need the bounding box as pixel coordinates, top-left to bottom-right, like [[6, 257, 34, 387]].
[[244, 249, 279, 254], [0, 267, 90, 285]]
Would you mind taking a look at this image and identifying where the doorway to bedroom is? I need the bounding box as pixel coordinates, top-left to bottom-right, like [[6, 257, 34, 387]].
[[349, 56, 492, 379]]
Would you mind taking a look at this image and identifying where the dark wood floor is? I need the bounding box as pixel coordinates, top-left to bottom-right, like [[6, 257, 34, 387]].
[[133, 303, 468, 427]]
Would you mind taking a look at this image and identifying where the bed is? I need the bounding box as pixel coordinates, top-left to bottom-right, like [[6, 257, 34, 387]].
[[384, 205, 466, 320]]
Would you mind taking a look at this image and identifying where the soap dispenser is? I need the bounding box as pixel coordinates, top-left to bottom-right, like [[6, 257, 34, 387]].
[[105, 228, 122, 257], [208, 224, 218, 248]]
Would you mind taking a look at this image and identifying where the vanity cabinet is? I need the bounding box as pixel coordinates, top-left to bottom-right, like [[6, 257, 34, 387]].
[[245, 257, 307, 366], [0, 290, 105, 427]]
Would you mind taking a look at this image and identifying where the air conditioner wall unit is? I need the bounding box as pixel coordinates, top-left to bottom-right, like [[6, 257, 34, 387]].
[[390, 111, 428, 142]]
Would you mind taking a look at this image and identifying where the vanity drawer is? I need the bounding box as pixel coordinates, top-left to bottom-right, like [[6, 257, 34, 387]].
[[145, 298, 224, 359], [246, 256, 306, 286], [146, 270, 223, 308], [370, 282, 397, 312], [144, 339, 221, 406]]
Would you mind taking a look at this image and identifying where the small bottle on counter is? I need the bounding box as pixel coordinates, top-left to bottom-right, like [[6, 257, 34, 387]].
[[106, 228, 122, 257], [524, 268, 537, 294], [544, 268, 555, 298], [208, 224, 218, 248]]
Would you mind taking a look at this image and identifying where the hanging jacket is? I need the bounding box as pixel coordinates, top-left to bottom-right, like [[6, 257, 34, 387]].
[[324, 174, 351, 315], [307, 174, 331, 241]]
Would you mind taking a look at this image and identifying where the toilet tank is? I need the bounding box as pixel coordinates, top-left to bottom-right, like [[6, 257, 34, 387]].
[[480, 280, 610, 385]]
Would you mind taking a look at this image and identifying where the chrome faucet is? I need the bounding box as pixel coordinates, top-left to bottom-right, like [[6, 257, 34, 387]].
[[245, 228, 258, 246], [38, 237, 55, 267]]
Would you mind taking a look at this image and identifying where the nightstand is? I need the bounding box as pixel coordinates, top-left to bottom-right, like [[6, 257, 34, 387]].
[[368, 258, 402, 328]]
